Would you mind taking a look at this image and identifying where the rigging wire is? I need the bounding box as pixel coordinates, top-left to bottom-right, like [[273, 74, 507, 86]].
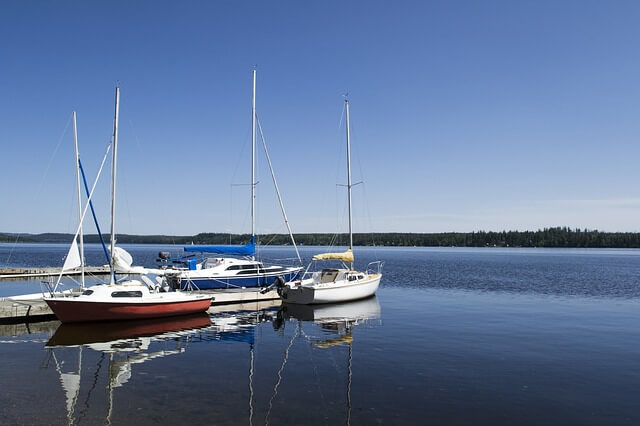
[[248, 344, 254, 426], [256, 114, 301, 263], [4, 114, 73, 267], [304, 324, 329, 413], [265, 321, 300, 426], [350, 115, 377, 246]]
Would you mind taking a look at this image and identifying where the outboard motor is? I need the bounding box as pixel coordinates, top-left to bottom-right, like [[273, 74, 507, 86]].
[[261, 275, 286, 295], [156, 251, 171, 268]]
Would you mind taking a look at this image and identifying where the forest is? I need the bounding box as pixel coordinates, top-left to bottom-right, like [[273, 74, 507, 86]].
[[2, 227, 640, 248]]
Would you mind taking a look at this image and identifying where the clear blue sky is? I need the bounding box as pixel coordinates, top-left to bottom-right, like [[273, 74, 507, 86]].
[[2, 0, 640, 235]]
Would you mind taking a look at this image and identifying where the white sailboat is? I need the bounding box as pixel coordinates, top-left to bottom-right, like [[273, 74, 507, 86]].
[[280, 98, 383, 304], [162, 69, 302, 290], [44, 87, 211, 323]]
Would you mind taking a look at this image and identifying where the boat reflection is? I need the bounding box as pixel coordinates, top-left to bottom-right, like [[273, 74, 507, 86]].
[[267, 296, 382, 426], [37, 298, 382, 425], [47, 313, 212, 347], [44, 313, 212, 425], [208, 300, 281, 345], [277, 295, 382, 333]]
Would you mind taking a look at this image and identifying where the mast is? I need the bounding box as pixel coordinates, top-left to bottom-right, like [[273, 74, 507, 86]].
[[72, 111, 85, 288], [109, 87, 120, 284], [251, 68, 256, 252], [53, 142, 112, 293], [345, 99, 353, 264]]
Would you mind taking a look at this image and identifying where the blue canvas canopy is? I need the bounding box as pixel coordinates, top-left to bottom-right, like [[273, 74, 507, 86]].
[[183, 236, 255, 257]]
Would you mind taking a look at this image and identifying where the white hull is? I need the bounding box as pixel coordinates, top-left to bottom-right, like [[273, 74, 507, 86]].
[[282, 273, 381, 305]]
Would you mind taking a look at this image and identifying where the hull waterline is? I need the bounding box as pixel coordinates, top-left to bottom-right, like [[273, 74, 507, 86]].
[[45, 297, 212, 323], [181, 269, 301, 290]]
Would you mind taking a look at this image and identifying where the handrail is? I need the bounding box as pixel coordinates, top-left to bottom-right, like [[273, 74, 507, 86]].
[[366, 261, 384, 275]]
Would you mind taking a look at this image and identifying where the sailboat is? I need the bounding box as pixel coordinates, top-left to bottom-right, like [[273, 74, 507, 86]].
[[44, 87, 212, 323], [280, 98, 383, 304], [162, 69, 302, 290]]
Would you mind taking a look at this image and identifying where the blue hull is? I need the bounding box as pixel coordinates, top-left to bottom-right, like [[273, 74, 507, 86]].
[[181, 270, 301, 290]]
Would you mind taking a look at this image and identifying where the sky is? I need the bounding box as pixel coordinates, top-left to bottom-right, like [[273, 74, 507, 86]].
[[2, 0, 640, 235]]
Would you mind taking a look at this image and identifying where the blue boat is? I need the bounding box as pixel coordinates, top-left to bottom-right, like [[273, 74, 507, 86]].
[[164, 238, 302, 290], [162, 70, 302, 290]]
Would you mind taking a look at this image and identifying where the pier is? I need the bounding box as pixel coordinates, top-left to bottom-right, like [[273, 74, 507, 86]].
[[0, 299, 56, 324], [0, 266, 111, 280], [0, 287, 281, 324]]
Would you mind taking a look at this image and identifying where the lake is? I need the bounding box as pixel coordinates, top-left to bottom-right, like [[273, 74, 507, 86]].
[[1, 244, 640, 425]]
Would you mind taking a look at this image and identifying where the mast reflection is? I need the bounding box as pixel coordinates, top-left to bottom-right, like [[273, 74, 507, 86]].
[[44, 313, 212, 425]]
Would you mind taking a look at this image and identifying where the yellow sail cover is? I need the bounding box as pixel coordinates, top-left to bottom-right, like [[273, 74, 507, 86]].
[[312, 248, 354, 263]]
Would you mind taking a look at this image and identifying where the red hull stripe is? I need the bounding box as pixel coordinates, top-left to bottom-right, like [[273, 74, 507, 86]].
[[46, 298, 212, 323]]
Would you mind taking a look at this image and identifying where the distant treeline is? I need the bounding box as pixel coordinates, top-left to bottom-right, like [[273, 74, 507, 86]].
[[3, 227, 640, 248]]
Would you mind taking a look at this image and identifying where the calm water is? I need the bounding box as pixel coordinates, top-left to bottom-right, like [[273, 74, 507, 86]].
[[1, 244, 640, 425]]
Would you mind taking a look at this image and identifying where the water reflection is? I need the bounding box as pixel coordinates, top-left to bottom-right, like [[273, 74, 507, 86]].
[[29, 298, 382, 425], [44, 314, 212, 425], [278, 296, 381, 327], [201, 300, 383, 426], [47, 314, 212, 347], [269, 297, 382, 426]]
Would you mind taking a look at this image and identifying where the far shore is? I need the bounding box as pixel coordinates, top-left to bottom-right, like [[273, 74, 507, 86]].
[[3, 228, 640, 249]]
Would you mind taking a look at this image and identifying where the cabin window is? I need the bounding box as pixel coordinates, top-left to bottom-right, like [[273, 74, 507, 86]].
[[82, 290, 94, 295], [226, 264, 258, 271], [111, 291, 143, 298], [236, 270, 258, 275], [348, 275, 358, 281]]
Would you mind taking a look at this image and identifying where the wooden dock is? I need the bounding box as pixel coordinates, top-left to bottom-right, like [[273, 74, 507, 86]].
[[0, 266, 111, 280], [0, 299, 56, 323], [0, 287, 281, 324], [201, 288, 280, 306]]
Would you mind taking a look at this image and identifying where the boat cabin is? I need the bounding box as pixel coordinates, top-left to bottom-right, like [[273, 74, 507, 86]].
[[320, 269, 340, 283]]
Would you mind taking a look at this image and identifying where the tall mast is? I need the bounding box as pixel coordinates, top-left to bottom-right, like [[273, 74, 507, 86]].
[[251, 68, 256, 247], [72, 111, 85, 288], [109, 87, 120, 284], [345, 99, 353, 260]]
